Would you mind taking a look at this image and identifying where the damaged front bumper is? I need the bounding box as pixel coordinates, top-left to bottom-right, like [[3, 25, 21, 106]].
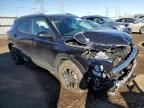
[[113, 59, 136, 91], [113, 47, 137, 73], [89, 46, 138, 92], [110, 47, 137, 91]]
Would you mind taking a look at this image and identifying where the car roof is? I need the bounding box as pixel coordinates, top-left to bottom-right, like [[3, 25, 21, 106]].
[[116, 17, 135, 20], [17, 13, 78, 21], [82, 15, 106, 19]]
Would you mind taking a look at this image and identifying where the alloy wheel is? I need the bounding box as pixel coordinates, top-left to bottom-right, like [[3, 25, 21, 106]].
[[62, 68, 79, 89]]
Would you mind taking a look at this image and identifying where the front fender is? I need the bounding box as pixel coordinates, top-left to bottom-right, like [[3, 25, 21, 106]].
[[55, 53, 88, 74]]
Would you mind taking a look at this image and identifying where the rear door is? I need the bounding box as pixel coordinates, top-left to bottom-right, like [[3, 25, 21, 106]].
[[30, 17, 56, 70], [15, 19, 33, 56]]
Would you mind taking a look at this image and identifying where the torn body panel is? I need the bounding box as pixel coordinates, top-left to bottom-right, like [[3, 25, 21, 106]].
[[64, 31, 137, 92]]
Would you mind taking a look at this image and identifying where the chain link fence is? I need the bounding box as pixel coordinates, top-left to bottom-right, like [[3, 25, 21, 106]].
[[0, 17, 17, 37]]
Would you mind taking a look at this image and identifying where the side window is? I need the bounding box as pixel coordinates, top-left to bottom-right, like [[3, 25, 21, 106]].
[[121, 19, 125, 22], [125, 18, 134, 23], [11, 20, 17, 32], [32, 18, 54, 37], [18, 20, 32, 34], [87, 18, 94, 21], [94, 18, 104, 24], [119, 19, 125, 22]]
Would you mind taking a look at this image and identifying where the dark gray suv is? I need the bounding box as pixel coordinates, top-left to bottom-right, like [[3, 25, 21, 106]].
[[7, 14, 137, 93]]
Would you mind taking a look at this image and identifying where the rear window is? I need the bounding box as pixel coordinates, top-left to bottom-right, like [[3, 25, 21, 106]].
[[18, 19, 32, 34], [11, 20, 17, 32]]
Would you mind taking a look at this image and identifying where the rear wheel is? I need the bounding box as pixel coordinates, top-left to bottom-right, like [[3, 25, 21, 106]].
[[10, 47, 25, 65], [140, 26, 144, 34], [58, 60, 87, 93]]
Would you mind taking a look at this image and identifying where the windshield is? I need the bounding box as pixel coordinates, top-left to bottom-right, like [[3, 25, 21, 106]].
[[138, 18, 144, 23], [103, 17, 114, 22], [51, 17, 100, 36]]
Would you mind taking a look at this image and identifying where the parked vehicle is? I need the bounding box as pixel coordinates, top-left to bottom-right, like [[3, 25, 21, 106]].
[[7, 14, 137, 93], [82, 15, 131, 34], [134, 15, 144, 19], [116, 18, 144, 34], [139, 17, 144, 22]]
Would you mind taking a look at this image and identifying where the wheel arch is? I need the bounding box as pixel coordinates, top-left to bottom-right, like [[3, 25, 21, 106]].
[[140, 26, 144, 34], [55, 53, 86, 74]]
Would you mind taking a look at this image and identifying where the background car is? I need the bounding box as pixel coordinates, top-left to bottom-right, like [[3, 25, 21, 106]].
[[116, 18, 144, 34], [82, 15, 131, 34], [134, 15, 144, 19]]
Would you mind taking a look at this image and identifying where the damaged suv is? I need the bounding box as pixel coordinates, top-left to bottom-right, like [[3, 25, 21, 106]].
[[7, 14, 137, 93]]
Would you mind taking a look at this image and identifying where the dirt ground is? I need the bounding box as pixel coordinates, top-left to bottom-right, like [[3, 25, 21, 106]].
[[0, 34, 144, 108]]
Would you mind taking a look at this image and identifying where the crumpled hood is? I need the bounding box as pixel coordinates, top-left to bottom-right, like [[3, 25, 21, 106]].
[[73, 29, 133, 48]]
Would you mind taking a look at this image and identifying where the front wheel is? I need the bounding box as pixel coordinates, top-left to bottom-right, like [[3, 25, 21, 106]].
[[58, 60, 87, 93], [140, 26, 144, 34]]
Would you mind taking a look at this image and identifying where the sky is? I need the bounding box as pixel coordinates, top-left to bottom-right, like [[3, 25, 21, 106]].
[[0, 0, 144, 18]]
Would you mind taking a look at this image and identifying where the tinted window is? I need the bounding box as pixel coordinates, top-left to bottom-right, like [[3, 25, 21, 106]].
[[11, 20, 17, 32], [116, 18, 125, 22], [32, 18, 53, 36], [120, 19, 125, 22], [94, 17, 104, 24], [18, 20, 32, 34], [125, 18, 134, 23], [86, 17, 94, 21]]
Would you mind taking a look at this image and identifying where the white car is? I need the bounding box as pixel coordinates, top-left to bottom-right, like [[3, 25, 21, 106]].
[[116, 18, 144, 34]]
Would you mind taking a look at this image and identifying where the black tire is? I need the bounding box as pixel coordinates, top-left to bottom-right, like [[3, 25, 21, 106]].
[[140, 26, 144, 34], [58, 60, 87, 93], [10, 47, 25, 65]]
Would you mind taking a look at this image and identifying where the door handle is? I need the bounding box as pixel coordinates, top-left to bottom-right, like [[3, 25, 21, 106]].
[[13, 34, 17, 37]]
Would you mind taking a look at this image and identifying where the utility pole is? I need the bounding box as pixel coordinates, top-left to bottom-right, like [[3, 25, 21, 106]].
[[60, 0, 64, 13], [115, 7, 118, 18], [105, 7, 109, 17], [34, 0, 44, 14]]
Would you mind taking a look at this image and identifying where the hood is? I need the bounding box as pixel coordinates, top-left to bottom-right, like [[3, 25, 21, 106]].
[[64, 29, 132, 49]]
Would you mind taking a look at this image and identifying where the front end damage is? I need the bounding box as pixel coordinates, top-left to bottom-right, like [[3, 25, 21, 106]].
[[65, 31, 138, 92], [86, 46, 137, 92]]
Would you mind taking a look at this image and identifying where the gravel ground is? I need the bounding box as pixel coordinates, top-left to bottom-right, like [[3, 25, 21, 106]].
[[0, 34, 144, 108]]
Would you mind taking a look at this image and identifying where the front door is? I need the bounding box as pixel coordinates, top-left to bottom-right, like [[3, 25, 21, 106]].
[[30, 17, 56, 71]]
